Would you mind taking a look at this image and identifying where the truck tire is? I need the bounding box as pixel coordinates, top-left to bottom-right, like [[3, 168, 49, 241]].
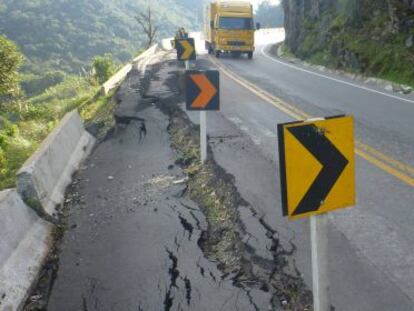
[[248, 52, 253, 59], [206, 42, 212, 55], [215, 50, 221, 58]]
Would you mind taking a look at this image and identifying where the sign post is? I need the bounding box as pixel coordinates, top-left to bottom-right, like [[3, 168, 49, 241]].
[[200, 111, 207, 163], [310, 214, 329, 311], [185, 70, 220, 164], [277, 115, 355, 311]]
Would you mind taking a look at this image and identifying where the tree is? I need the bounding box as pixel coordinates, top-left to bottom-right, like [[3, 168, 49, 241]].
[[92, 53, 115, 85], [255, 1, 284, 28], [135, 6, 158, 48], [0, 36, 23, 97]]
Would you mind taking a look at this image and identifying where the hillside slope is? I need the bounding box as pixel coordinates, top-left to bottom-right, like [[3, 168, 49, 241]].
[[0, 0, 203, 74], [283, 0, 414, 86]]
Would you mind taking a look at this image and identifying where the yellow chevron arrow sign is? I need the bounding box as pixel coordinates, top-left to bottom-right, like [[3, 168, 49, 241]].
[[176, 38, 196, 61]]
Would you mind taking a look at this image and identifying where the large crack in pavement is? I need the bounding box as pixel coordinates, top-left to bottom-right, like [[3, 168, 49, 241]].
[[27, 51, 312, 311], [164, 248, 179, 311], [39, 52, 269, 311], [148, 56, 313, 310]]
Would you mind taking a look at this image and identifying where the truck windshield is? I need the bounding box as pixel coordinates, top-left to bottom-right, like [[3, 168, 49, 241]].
[[218, 17, 253, 30]]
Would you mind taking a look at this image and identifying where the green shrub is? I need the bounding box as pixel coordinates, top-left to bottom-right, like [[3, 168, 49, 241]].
[[5, 124, 18, 137], [298, 31, 319, 58], [92, 54, 116, 85], [0, 36, 23, 97]]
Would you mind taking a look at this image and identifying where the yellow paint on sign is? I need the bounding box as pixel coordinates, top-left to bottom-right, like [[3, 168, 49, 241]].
[[280, 116, 355, 220], [180, 40, 195, 60], [284, 128, 322, 216]]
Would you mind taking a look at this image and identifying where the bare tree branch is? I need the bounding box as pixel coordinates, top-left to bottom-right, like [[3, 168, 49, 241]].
[[135, 6, 158, 48]]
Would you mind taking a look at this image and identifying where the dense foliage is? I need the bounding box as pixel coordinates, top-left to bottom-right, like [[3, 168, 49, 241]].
[[0, 36, 23, 97]]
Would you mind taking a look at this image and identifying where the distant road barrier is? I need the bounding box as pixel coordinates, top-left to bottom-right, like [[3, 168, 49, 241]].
[[102, 44, 158, 95], [17, 111, 95, 218]]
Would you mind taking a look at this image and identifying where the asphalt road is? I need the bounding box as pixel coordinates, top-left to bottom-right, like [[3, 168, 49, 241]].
[[186, 31, 414, 310], [48, 56, 274, 311], [47, 31, 414, 311]]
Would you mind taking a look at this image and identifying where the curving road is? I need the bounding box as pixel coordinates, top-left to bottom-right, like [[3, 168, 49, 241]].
[[190, 29, 414, 310], [47, 30, 414, 311]]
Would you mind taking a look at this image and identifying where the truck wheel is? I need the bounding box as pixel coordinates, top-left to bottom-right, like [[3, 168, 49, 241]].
[[215, 50, 220, 58], [248, 52, 253, 59]]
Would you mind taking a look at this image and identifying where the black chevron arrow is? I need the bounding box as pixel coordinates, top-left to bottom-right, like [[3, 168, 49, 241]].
[[288, 124, 349, 216]]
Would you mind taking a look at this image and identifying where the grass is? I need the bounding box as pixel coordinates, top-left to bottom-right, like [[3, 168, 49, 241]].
[[0, 75, 114, 190], [166, 109, 243, 274], [79, 90, 117, 141]]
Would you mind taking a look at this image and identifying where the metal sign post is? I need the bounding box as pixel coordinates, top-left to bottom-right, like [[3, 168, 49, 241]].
[[310, 214, 329, 311], [185, 60, 190, 70], [277, 115, 356, 311], [185, 70, 220, 165], [200, 111, 207, 163]]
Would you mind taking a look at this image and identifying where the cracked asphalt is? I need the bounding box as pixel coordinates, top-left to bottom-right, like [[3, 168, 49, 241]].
[[47, 55, 275, 311], [47, 32, 414, 310]]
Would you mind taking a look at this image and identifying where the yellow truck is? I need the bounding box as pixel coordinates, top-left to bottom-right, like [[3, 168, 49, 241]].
[[204, 1, 259, 59]]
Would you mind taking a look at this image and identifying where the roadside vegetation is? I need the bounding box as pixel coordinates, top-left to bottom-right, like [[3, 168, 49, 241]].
[[0, 0, 205, 191], [167, 109, 244, 272], [0, 35, 117, 190], [283, 0, 414, 87]]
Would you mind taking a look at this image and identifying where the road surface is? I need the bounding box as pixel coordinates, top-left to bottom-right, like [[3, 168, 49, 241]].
[[190, 30, 414, 310], [46, 30, 414, 311]]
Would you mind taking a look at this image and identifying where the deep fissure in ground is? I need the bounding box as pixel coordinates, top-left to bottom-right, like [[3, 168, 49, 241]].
[[24, 57, 313, 311], [151, 59, 313, 310]]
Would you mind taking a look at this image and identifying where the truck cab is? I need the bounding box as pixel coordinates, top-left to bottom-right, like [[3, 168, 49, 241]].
[[205, 1, 258, 59]]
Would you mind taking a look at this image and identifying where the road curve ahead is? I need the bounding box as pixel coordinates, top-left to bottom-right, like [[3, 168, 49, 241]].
[[193, 29, 414, 310]]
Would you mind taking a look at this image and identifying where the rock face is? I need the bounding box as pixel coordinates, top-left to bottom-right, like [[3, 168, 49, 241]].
[[282, 0, 414, 82], [284, 0, 414, 49], [283, 0, 332, 52]]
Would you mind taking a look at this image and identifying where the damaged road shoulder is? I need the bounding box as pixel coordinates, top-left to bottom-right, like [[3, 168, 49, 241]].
[[153, 60, 313, 310]]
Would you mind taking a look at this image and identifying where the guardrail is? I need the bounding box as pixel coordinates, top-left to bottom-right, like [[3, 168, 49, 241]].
[[17, 111, 95, 218], [0, 190, 53, 311], [102, 44, 158, 95]]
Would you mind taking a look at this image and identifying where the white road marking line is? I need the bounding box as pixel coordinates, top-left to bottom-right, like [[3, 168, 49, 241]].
[[212, 53, 414, 187], [228, 117, 261, 145], [251, 119, 277, 138], [260, 45, 414, 104]]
